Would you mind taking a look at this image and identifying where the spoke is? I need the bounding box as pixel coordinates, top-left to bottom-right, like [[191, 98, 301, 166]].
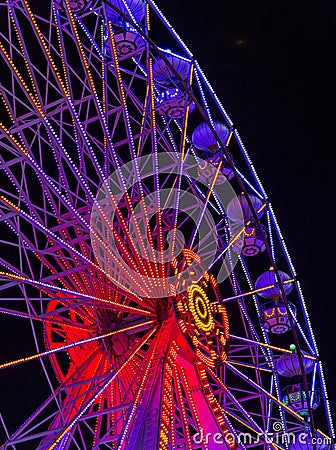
[[227, 360, 273, 373], [220, 364, 306, 423], [0, 306, 92, 331], [229, 334, 316, 359], [4, 327, 157, 449], [0, 271, 154, 316], [205, 367, 289, 449], [72, 328, 156, 450], [0, 319, 155, 371]]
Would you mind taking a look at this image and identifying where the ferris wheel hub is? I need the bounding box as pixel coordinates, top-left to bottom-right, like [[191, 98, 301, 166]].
[[97, 309, 134, 355], [156, 298, 172, 323]]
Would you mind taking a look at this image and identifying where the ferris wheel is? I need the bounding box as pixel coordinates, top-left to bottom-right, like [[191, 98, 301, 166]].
[[0, 0, 334, 449]]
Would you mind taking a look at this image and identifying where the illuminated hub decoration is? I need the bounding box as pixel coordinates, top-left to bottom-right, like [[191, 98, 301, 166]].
[[54, 0, 92, 12], [255, 268, 297, 334], [282, 383, 320, 417], [171, 250, 229, 368], [105, 0, 145, 58], [187, 284, 214, 334], [153, 53, 195, 118], [227, 193, 267, 256]]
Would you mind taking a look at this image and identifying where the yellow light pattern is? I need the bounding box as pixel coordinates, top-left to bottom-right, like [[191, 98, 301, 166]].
[[187, 285, 214, 334]]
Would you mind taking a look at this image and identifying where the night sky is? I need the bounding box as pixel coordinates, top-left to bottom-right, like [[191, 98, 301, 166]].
[[162, 0, 336, 414]]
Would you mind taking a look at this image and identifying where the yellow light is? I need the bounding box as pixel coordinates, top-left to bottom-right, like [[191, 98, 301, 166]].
[[187, 285, 214, 334]]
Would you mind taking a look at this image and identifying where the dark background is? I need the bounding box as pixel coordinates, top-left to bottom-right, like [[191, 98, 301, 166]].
[[161, 0, 336, 417]]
